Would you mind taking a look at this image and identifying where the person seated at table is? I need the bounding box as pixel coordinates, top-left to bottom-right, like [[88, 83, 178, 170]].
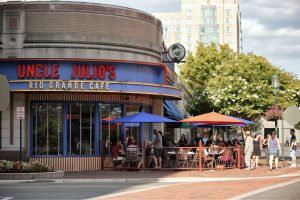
[[203, 144, 215, 168], [202, 134, 209, 146], [111, 140, 125, 169], [178, 134, 188, 147], [218, 142, 232, 164], [112, 140, 125, 158]]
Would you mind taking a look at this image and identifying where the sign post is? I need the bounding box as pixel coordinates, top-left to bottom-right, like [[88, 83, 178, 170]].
[[17, 107, 25, 162]]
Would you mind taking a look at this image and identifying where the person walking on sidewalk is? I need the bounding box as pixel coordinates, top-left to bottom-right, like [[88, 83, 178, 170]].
[[244, 131, 254, 170], [252, 134, 263, 168], [263, 134, 271, 165], [268, 131, 281, 170], [290, 129, 296, 144], [289, 138, 297, 168]]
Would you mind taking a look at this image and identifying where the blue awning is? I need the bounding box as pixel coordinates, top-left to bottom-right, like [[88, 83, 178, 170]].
[[163, 100, 184, 120]]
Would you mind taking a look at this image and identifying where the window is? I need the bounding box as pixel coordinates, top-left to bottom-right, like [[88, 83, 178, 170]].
[[187, 36, 192, 42], [187, 10, 192, 17], [200, 35, 208, 43], [187, 26, 192, 34], [100, 104, 122, 155], [7, 16, 18, 29], [32, 103, 63, 155], [226, 27, 232, 33], [205, 10, 210, 16], [125, 104, 140, 146], [164, 27, 168, 33], [67, 103, 95, 155], [210, 36, 218, 43], [175, 18, 180, 24], [226, 18, 232, 25], [200, 26, 206, 33], [210, 17, 216, 24], [176, 34, 180, 39], [175, 26, 180, 32], [187, 19, 192, 25], [226, 9, 232, 16]]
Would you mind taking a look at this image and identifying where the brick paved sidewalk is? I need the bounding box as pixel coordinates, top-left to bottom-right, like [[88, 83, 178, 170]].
[[98, 177, 299, 200], [65, 163, 299, 180]]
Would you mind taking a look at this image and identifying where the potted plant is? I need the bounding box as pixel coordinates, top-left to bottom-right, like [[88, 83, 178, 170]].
[[264, 106, 282, 121]]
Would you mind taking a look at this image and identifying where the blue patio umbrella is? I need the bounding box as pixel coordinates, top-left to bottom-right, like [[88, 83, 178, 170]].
[[112, 112, 177, 145], [111, 112, 177, 123], [228, 116, 255, 125]]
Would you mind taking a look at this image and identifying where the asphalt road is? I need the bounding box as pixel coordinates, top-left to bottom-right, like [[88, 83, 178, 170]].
[[242, 179, 300, 200], [0, 181, 176, 200]]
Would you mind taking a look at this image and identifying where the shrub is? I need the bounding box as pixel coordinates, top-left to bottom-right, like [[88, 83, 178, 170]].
[[0, 160, 53, 173]]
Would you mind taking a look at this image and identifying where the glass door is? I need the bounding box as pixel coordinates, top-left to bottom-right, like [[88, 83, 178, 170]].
[[67, 103, 95, 155]]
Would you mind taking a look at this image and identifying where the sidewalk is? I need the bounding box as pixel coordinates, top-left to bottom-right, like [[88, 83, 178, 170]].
[[63, 159, 299, 180], [1, 160, 299, 184]]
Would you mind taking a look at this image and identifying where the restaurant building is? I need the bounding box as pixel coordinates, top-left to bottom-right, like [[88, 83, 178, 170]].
[[0, 1, 182, 171]]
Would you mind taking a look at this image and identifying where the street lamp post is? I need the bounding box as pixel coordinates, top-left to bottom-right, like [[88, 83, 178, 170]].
[[272, 75, 284, 166], [272, 75, 279, 137]]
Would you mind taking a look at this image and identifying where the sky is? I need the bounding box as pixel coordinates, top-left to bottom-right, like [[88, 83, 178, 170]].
[[2, 0, 300, 78]]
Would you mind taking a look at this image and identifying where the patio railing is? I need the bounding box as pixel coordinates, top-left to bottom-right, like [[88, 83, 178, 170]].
[[109, 142, 243, 171]]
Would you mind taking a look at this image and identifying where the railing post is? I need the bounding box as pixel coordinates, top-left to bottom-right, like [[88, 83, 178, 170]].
[[198, 141, 202, 171], [143, 140, 146, 172], [237, 144, 241, 169]]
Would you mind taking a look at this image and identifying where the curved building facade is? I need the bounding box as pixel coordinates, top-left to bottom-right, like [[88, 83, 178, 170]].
[[0, 1, 181, 171]]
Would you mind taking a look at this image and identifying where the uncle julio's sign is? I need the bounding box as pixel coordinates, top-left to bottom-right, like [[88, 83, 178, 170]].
[[0, 60, 181, 98], [17, 63, 116, 90]]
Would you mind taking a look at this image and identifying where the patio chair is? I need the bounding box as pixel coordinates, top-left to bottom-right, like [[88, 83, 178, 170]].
[[124, 147, 140, 169], [177, 148, 189, 168], [218, 148, 233, 167]]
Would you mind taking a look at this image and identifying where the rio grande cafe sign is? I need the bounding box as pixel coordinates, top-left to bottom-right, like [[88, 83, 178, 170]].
[[17, 63, 115, 91]]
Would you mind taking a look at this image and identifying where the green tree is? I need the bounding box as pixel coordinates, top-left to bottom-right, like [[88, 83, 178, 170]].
[[180, 43, 300, 121]]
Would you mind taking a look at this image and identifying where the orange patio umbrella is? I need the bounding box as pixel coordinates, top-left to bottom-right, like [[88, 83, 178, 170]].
[[181, 112, 245, 125]]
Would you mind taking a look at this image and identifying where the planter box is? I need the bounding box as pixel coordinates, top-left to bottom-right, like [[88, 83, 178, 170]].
[[0, 171, 64, 180]]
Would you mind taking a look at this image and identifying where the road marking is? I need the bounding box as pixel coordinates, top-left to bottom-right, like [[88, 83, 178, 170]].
[[0, 197, 14, 200], [228, 178, 300, 200]]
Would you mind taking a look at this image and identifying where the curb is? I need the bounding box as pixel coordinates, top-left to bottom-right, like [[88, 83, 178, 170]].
[[1, 171, 299, 184], [0, 170, 64, 180]]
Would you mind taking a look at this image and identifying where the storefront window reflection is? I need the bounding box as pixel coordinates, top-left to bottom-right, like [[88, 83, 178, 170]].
[[32, 103, 63, 155], [67, 103, 95, 155], [125, 104, 140, 146], [99, 104, 122, 155]]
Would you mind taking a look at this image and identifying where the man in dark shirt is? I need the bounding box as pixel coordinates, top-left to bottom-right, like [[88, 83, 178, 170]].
[[290, 129, 296, 143]]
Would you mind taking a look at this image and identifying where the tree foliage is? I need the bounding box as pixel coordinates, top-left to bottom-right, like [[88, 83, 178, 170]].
[[180, 43, 300, 121]]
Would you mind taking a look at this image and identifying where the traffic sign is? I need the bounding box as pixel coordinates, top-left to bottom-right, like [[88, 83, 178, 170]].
[[17, 107, 25, 120], [283, 105, 300, 125]]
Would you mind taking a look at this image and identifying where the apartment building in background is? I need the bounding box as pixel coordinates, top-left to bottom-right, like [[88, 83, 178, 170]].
[[153, 0, 241, 53]]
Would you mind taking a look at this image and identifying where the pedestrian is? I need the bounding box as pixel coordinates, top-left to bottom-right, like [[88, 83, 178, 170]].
[[290, 129, 296, 144], [289, 139, 297, 168], [268, 131, 281, 170], [252, 134, 262, 168], [193, 133, 202, 146], [178, 134, 187, 147], [152, 129, 163, 168], [263, 134, 271, 165], [244, 131, 253, 170]]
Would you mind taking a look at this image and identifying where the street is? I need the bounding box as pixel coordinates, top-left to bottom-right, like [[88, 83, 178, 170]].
[[0, 182, 177, 200], [1, 176, 300, 200]]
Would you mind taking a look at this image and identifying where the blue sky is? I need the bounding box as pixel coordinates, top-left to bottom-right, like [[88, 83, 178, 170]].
[[3, 0, 299, 78]]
